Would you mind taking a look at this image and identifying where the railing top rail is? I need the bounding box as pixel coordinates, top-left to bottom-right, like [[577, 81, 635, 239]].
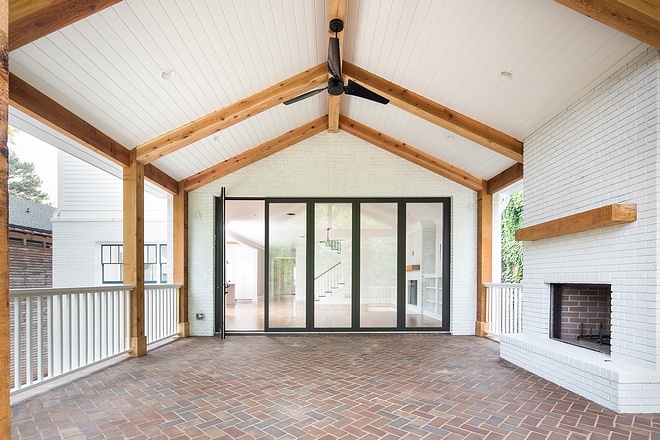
[[10, 285, 135, 298], [145, 283, 183, 290], [484, 282, 523, 288], [314, 262, 341, 281], [422, 274, 442, 278]]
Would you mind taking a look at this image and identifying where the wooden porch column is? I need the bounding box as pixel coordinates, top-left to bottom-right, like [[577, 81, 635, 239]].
[[173, 182, 189, 337], [0, 0, 10, 434], [124, 150, 146, 356], [476, 180, 492, 336]]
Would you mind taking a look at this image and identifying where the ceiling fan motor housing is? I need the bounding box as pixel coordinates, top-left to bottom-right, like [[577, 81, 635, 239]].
[[329, 18, 344, 33], [328, 77, 345, 96]]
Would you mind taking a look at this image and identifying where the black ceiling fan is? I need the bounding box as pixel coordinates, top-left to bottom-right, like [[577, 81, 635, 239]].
[[283, 19, 389, 106]]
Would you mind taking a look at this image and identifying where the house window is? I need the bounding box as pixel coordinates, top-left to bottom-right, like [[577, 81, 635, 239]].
[[160, 244, 168, 283], [101, 244, 123, 284], [101, 243, 167, 284], [144, 244, 158, 284]]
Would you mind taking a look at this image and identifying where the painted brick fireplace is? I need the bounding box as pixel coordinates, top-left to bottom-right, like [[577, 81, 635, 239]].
[[500, 47, 660, 413]]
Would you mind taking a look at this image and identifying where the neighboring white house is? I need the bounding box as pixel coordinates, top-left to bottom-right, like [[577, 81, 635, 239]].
[[51, 150, 170, 288]]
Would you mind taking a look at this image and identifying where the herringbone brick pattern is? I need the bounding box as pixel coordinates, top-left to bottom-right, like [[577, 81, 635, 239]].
[[10, 335, 660, 439]]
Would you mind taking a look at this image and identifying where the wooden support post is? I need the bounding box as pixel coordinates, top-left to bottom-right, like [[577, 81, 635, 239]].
[[123, 150, 146, 356], [173, 182, 189, 337], [0, 0, 10, 434], [476, 180, 492, 336]]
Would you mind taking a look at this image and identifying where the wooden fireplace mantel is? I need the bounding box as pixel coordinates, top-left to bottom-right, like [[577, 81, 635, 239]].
[[515, 204, 637, 241]]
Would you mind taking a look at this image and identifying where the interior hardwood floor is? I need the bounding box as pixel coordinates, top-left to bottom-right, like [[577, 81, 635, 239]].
[[225, 295, 443, 331]]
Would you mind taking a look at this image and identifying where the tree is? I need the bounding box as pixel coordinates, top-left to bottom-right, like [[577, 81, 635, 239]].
[[501, 191, 523, 283], [8, 127, 50, 203]]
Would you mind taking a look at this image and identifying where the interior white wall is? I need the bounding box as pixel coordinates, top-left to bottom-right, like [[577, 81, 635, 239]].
[[188, 130, 477, 336]]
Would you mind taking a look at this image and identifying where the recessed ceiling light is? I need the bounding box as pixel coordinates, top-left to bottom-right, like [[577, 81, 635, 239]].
[[213, 133, 222, 142], [161, 69, 176, 80], [499, 71, 513, 82], [287, 212, 296, 216]]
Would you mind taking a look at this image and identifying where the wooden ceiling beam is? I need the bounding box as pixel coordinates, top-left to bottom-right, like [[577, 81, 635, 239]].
[[144, 164, 179, 195], [9, 73, 130, 167], [555, 0, 660, 49], [487, 162, 523, 195], [136, 63, 328, 165], [9, 73, 178, 195], [342, 62, 524, 163], [184, 116, 328, 192], [338, 115, 483, 191], [327, 0, 346, 133], [9, 0, 121, 51]]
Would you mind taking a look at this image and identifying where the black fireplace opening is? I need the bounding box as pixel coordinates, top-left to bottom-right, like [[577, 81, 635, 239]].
[[550, 283, 611, 354]]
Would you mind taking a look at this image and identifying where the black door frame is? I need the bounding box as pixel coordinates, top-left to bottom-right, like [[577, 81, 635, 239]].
[[220, 196, 451, 333]]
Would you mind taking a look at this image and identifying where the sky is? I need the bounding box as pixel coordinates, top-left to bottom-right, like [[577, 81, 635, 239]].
[[9, 128, 59, 206]]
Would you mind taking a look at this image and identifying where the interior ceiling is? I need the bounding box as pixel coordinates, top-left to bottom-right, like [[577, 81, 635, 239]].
[[8, 0, 649, 187]]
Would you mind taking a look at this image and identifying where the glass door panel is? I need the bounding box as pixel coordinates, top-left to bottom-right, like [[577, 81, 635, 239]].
[[268, 203, 306, 328], [314, 203, 352, 328], [405, 202, 444, 328], [360, 203, 397, 328]]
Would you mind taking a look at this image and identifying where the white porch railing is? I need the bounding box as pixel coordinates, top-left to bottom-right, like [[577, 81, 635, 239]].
[[10, 283, 182, 395], [9, 285, 133, 395], [145, 284, 182, 344], [484, 283, 523, 336]]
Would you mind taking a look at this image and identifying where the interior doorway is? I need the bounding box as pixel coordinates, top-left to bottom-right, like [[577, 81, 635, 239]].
[[225, 200, 265, 331]]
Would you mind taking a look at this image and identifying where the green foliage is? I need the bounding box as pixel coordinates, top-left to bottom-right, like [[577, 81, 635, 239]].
[[8, 126, 19, 145], [8, 150, 50, 203], [501, 191, 523, 283]]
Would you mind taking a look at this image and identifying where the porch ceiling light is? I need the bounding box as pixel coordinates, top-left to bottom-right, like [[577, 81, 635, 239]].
[[499, 71, 513, 81], [213, 133, 222, 142], [161, 69, 176, 80]]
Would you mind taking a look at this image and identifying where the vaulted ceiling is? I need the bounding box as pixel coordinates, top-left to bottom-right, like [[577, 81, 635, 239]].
[[6, 0, 660, 195]]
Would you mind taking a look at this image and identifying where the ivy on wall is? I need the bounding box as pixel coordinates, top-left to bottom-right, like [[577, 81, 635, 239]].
[[501, 191, 523, 283]]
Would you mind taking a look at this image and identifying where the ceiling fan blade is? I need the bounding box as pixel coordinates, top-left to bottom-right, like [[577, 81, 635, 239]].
[[328, 37, 342, 81], [283, 88, 326, 105], [344, 80, 389, 105]]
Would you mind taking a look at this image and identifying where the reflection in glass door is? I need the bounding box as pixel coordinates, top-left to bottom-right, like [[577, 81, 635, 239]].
[[360, 203, 397, 328], [268, 203, 306, 328], [405, 202, 444, 327], [314, 203, 352, 328]]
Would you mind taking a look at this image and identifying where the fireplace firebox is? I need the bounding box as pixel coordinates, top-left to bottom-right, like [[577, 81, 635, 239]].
[[550, 284, 611, 354]]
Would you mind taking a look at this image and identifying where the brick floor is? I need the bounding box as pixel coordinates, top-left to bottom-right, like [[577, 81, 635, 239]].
[[10, 334, 660, 439]]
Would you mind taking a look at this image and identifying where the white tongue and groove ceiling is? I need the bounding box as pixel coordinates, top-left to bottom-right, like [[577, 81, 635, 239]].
[[9, 0, 646, 183]]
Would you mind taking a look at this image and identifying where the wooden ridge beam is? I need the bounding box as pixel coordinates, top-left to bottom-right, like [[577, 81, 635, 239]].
[[487, 162, 523, 194], [338, 115, 483, 191], [9, 74, 179, 194], [342, 62, 523, 163], [137, 63, 328, 164], [184, 116, 328, 192], [327, 0, 346, 133], [555, 0, 660, 49], [515, 204, 637, 241], [9, 0, 121, 51]]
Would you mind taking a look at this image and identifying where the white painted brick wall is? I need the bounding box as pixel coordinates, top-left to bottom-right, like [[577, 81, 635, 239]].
[[189, 131, 477, 336], [501, 48, 660, 413]]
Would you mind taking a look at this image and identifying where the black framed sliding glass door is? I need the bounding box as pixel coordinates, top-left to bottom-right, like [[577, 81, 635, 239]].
[[259, 198, 450, 332]]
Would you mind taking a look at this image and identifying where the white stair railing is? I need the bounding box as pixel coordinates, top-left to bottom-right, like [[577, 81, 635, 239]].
[[9, 285, 133, 395], [144, 284, 182, 344], [484, 283, 523, 336]]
